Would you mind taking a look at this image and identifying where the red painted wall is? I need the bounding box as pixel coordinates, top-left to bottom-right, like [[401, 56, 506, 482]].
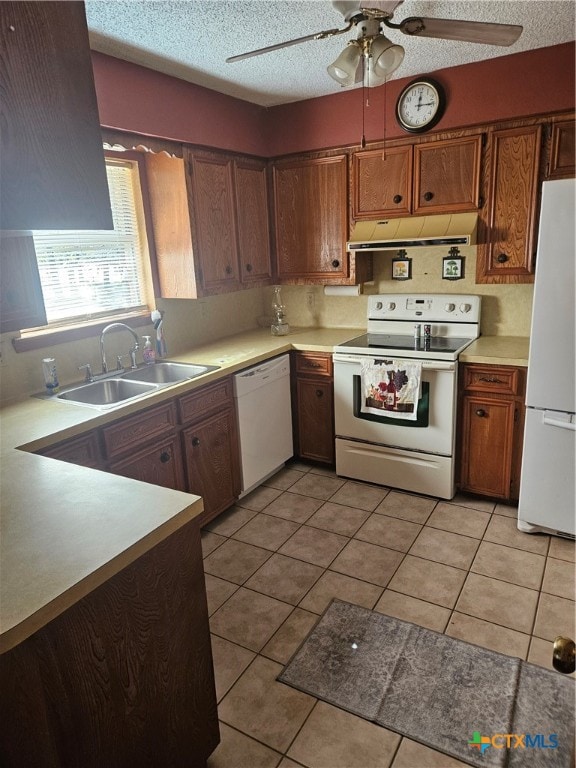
[[92, 42, 574, 158]]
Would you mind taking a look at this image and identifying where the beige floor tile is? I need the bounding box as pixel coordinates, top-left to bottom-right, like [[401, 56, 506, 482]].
[[232, 512, 301, 551], [207, 722, 282, 768], [330, 539, 405, 588], [391, 738, 470, 768], [306, 501, 371, 537], [426, 502, 490, 539], [205, 573, 239, 616], [279, 525, 348, 568], [409, 527, 480, 570], [236, 485, 283, 511], [261, 607, 319, 664], [287, 700, 401, 768], [446, 612, 530, 659], [289, 473, 346, 500], [483, 514, 550, 555], [264, 467, 307, 490], [263, 492, 324, 524], [203, 538, 272, 585], [533, 592, 576, 641], [278, 759, 304, 768], [309, 465, 339, 478], [354, 514, 422, 553], [329, 480, 389, 512], [456, 572, 539, 634], [244, 553, 323, 605], [219, 656, 316, 753], [210, 587, 293, 651], [450, 493, 496, 514], [471, 540, 546, 590], [298, 569, 384, 615], [210, 635, 255, 702], [205, 505, 259, 536], [374, 590, 451, 632], [527, 636, 576, 678], [287, 460, 313, 473], [374, 491, 436, 524], [548, 536, 576, 563], [201, 530, 227, 557], [494, 502, 518, 518], [542, 557, 576, 600], [387, 555, 467, 608]]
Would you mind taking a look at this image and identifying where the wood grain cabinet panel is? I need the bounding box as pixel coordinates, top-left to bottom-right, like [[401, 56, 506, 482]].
[[234, 158, 273, 284], [352, 146, 412, 219], [40, 432, 102, 469], [102, 402, 178, 461], [547, 120, 575, 179], [292, 352, 334, 465], [109, 435, 186, 491]]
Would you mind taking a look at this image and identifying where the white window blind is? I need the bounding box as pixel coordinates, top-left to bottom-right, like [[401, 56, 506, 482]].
[[33, 160, 149, 325]]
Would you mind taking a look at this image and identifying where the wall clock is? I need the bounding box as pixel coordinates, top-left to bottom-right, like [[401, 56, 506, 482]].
[[396, 77, 446, 134]]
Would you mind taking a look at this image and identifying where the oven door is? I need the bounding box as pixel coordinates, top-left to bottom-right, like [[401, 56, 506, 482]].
[[333, 352, 457, 456]]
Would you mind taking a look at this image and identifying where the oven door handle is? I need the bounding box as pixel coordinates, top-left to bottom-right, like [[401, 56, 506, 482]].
[[333, 353, 455, 372]]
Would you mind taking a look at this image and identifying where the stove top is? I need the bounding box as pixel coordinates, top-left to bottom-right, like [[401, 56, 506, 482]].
[[339, 333, 474, 354]]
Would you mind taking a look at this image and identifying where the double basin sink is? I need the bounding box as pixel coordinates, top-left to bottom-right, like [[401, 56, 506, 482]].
[[56, 362, 220, 409]]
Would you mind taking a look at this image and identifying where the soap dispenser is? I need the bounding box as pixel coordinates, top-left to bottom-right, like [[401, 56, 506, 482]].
[[143, 335, 156, 365]]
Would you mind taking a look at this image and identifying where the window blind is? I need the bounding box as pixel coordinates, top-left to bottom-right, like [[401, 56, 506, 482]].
[[33, 161, 148, 324]]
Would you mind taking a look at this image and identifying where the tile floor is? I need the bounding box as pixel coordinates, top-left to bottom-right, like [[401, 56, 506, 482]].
[[203, 462, 576, 768]]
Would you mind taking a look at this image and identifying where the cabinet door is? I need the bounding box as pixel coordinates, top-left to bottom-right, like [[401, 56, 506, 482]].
[[182, 410, 241, 525], [547, 120, 575, 180], [0, 234, 47, 333], [186, 150, 240, 293], [294, 379, 335, 464], [41, 432, 102, 469], [413, 135, 482, 214], [109, 435, 186, 491], [273, 155, 348, 281], [478, 125, 542, 281], [352, 146, 412, 219], [0, 2, 112, 231], [234, 158, 273, 284]]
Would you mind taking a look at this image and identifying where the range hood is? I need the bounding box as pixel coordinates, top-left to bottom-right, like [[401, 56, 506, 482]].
[[348, 213, 477, 251]]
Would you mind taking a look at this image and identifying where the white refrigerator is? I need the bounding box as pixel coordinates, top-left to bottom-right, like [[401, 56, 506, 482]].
[[518, 178, 576, 538]]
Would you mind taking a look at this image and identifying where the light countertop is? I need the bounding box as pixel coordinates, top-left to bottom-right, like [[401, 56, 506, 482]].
[[459, 336, 530, 366]]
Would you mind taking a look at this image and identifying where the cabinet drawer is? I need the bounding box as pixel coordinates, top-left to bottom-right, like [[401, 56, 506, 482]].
[[462, 365, 523, 396], [178, 377, 234, 424], [102, 401, 177, 460], [41, 432, 102, 468], [295, 352, 333, 377]]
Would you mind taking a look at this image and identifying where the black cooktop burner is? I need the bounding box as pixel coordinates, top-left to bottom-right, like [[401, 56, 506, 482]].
[[340, 333, 472, 354]]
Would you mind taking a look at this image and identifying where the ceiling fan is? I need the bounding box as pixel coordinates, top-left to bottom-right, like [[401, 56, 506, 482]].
[[226, 1, 522, 88]]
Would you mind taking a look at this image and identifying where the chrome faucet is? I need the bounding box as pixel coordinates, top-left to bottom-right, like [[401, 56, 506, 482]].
[[99, 323, 140, 374]]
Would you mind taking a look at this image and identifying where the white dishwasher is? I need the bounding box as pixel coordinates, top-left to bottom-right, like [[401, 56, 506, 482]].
[[234, 354, 293, 496]]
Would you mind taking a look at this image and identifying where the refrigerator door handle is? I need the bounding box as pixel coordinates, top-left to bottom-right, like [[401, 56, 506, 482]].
[[543, 412, 576, 431]]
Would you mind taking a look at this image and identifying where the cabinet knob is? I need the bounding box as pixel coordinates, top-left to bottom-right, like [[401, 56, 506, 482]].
[[245, 263, 253, 272], [191, 437, 200, 447], [475, 408, 487, 417], [393, 194, 403, 204], [496, 253, 508, 263], [315, 389, 324, 398], [479, 376, 504, 384], [160, 451, 171, 463], [225, 265, 233, 275], [423, 191, 434, 202], [305, 361, 323, 369], [331, 259, 340, 269]]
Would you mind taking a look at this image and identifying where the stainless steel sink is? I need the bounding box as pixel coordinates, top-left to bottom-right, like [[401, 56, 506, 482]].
[[121, 361, 220, 385], [56, 378, 159, 408]]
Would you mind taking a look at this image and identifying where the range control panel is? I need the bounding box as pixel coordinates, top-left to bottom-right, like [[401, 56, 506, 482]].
[[367, 294, 481, 324]]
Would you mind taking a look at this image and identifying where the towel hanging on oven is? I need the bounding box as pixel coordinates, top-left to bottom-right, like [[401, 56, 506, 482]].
[[360, 359, 422, 421]]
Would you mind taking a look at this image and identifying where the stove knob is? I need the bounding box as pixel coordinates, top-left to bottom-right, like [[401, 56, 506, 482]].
[[375, 301, 383, 310], [444, 303, 456, 312], [387, 302, 396, 311], [460, 303, 471, 313]]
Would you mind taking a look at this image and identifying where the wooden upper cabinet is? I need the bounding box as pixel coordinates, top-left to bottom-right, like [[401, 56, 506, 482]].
[[0, 2, 112, 231], [352, 146, 412, 219], [233, 158, 272, 284], [547, 120, 575, 180], [413, 135, 482, 214], [477, 125, 542, 282], [273, 155, 348, 281], [0, 234, 47, 333]]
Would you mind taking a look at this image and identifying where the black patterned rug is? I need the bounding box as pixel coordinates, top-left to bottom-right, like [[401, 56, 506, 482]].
[[278, 600, 575, 768]]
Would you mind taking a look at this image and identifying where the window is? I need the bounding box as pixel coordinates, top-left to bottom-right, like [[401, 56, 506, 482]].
[[32, 155, 154, 327]]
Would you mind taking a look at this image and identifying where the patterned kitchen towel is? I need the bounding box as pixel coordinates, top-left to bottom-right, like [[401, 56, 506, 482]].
[[360, 359, 422, 421]]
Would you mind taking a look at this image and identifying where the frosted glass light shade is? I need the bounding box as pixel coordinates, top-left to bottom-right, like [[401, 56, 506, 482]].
[[327, 43, 361, 86], [370, 35, 405, 78]]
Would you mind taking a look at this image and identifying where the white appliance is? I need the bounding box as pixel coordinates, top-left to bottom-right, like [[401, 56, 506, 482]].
[[334, 294, 481, 499], [234, 354, 293, 496], [518, 178, 576, 539]]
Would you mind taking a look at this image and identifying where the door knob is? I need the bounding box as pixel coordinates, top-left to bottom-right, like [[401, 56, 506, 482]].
[[423, 191, 434, 202], [553, 636, 575, 674], [475, 409, 486, 417], [159, 451, 171, 463], [393, 194, 403, 204], [316, 389, 323, 398], [191, 437, 200, 447], [496, 253, 508, 263], [331, 259, 340, 268]]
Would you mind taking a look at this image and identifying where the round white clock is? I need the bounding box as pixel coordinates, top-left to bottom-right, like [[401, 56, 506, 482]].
[[396, 78, 446, 134]]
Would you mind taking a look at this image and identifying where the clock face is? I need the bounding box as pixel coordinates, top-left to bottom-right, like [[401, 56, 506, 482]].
[[396, 78, 445, 134]]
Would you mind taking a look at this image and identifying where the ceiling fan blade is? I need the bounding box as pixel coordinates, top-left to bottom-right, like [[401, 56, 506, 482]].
[[397, 16, 522, 46], [226, 25, 350, 63]]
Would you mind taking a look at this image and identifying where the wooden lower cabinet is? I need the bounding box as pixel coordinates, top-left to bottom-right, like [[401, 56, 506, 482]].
[[0, 521, 219, 767], [292, 352, 334, 465], [457, 364, 526, 501], [109, 434, 186, 491]]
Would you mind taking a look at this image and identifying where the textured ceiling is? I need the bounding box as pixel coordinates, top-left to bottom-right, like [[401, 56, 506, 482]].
[[86, 0, 575, 107]]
